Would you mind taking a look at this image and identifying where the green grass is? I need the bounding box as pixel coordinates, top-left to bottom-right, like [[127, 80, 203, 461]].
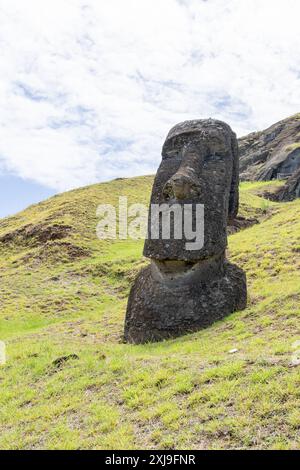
[[0, 176, 299, 450]]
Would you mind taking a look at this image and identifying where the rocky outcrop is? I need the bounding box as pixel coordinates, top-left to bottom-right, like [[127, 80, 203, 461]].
[[265, 168, 300, 202], [239, 113, 300, 181], [0, 222, 72, 245], [227, 215, 259, 235]]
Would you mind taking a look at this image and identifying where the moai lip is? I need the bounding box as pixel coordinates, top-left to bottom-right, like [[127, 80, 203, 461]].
[[124, 119, 247, 344]]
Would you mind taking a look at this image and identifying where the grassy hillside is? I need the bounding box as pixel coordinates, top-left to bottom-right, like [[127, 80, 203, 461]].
[[0, 176, 300, 450]]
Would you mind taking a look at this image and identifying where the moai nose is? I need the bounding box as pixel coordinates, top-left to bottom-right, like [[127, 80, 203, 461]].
[[163, 173, 201, 200], [163, 142, 203, 201]]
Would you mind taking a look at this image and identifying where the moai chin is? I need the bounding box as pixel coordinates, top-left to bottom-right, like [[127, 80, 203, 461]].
[[124, 119, 247, 344]]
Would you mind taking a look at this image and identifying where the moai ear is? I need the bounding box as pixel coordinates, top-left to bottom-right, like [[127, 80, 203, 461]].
[[228, 135, 239, 224]]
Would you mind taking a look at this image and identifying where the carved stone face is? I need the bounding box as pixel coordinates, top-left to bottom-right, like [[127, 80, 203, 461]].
[[144, 119, 239, 261]]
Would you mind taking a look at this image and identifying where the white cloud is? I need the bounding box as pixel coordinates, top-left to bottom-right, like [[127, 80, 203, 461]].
[[0, 0, 300, 190]]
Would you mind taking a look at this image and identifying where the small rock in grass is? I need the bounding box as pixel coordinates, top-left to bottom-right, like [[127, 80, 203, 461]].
[[290, 358, 300, 367], [52, 354, 79, 369]]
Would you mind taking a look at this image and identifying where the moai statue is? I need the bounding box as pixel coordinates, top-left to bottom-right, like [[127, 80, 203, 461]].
[[124, 119, 247, 344]]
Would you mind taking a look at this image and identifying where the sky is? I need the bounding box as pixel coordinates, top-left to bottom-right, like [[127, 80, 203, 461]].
[[1, 0, 300, 218], [0, 175, 55, 218]]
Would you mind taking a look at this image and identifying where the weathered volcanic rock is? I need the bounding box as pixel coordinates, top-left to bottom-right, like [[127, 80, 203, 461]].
[[265, 168, 300, 202], [239, 113, 300, 181], [124, 119, 247, 344], [0, 222, 72, 245], [227, 215, 259, 235]]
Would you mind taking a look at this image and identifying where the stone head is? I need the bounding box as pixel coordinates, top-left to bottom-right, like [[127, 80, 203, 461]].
[[144, 119, 239, 262]]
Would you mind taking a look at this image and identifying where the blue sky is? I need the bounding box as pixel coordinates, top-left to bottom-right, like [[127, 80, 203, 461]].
[[0, 174, 55, 219], [1, 0, 300, 218]]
